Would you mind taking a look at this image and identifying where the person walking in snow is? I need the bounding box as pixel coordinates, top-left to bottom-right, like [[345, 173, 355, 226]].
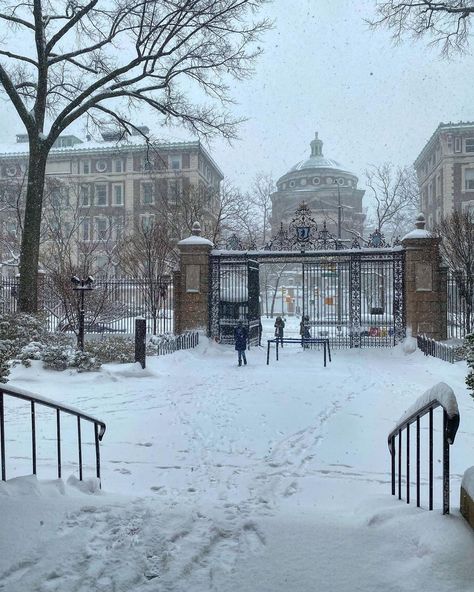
[[274, 316, 285, 347], [234, 321, 248, 366]]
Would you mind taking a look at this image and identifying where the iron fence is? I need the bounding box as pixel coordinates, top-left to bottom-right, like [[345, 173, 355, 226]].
[[149, 331, 199, 356], [388, 383, 460, 514], [447, 271, 474, 339], [0, 384, 106, 483], [0, 275, 174, 335], [417, 334, 465, 364]]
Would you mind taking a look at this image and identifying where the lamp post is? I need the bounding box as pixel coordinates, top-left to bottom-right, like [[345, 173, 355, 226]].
[[71, 275, 94, 351]]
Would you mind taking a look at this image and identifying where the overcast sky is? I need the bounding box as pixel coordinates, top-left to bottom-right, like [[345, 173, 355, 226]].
[[1, 0, 474, 195]]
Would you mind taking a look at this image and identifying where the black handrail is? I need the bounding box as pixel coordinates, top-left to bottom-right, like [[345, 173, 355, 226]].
[[388, 382, 460, 514], [0, 384, 106, 484]]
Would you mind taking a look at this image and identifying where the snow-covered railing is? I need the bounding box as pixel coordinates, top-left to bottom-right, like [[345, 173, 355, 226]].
[[149, 331, 199, 356], [388, 383, 460, 515], [0, 384, 106, 484], [417, 334, 465, 364]]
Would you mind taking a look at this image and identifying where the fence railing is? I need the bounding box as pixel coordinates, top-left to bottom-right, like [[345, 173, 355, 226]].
[[417, 334, 465, 364], [447, 272, 473, 339], [150, 331, 199, 356], [0, 384, 106, 484], [0, 275, 174, 336], [388, 383, 460, 514]]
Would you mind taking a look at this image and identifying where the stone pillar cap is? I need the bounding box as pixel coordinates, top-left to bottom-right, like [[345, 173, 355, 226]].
[[178, 221, 214, 247], [401, 213, 432, 240]]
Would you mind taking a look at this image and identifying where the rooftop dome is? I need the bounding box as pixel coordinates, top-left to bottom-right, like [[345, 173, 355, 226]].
[[286, 132, 355, 176]]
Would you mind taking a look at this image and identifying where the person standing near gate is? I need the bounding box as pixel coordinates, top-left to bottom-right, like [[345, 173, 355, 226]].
[[274, 316, 285, 347], [300, 315, 311, 347], [234, 321, 248, 366]]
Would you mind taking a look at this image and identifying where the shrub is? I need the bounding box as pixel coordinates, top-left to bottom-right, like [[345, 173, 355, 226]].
[[85, 336, 135, 364], [41, 344, 73, 371]]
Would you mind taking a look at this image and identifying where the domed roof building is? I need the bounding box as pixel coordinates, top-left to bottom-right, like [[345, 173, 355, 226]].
[[271, 132, 365, 240]]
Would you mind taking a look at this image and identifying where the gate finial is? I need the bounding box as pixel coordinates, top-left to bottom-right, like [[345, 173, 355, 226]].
[[415, 213, 426, 230], [192, 221, 202, 236]]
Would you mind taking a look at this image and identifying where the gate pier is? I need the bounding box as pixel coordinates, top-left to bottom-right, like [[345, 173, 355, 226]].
[[402, 214, 447, 340], [174, 222, 213, 334]]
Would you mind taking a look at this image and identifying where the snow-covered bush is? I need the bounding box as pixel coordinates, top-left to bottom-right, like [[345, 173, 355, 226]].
[[466, 333, 474, 395], [0, 341, 13, 383], [69, 350, 100, 372], [0, 313, 47, 349], [41, 344, 74, 371], [85, 336, 135, 364]]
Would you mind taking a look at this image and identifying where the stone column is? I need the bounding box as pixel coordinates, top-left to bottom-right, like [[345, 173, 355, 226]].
[[174, 222, 213, 334], [402, 214, 447, 340]]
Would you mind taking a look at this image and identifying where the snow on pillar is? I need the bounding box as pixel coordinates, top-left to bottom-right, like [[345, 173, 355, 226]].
[[402, 214, 447, 340], [174, 222, 214, 334]]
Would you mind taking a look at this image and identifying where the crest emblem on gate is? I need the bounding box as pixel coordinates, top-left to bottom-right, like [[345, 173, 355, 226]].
[[296, 226, 311, 242]]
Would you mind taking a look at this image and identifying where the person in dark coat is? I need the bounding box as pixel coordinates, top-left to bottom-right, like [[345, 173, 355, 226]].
[[274, 316, 285, 347], [300, 315, 311, 347], [234, 321, 248, 366]]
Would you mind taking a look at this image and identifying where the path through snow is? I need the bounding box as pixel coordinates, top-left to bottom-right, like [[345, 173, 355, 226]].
[[1, 341, 474, 591]]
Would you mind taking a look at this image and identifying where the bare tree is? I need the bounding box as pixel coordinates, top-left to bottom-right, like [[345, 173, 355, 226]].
[[117, 219, 175, 334], [435, 210, 474, 334], [250, 173, 274, 246], [370, 1, 474, 56], [0, 0, 270, 312], [365, 163, 420, 240]]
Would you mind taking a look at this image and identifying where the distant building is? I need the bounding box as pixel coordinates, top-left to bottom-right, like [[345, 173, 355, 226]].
[[271, 132, 365, 239], [414, 121, 474, 229], [0, 131, 223, 276]]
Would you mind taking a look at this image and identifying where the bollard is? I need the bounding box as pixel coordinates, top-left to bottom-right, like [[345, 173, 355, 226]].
[[135, 318, 146, 369]]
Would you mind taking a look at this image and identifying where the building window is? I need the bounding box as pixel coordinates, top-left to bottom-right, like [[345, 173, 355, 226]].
[[463, 201, 474, 214], [95, 184, 107, 206], [312, 177, 320, 185], [289, 180, 295, 188], [142, 182, 154, 205], [326, 177, 333, 184], [113, 184, 123, 206], [96, 217, 108, 241], [6, 165, 17, 177], [465, 169, 474, 190], [82, 160, 91, 174], [80, 185, 91, 206], [140, 213, 155, 230], [114, 159, 123, 173], [170, 156, 181, 170], [95, 160, 107, 173], [168, 179, 182, 203], [114, 217, 124, 241], [81, 218, 91, 241], [466, 139, 474, 153]]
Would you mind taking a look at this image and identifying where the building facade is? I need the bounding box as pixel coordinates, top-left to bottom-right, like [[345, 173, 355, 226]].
[[414, 121, 474, 229], [0, 131, 223, 277], [271, 133, 365, 240]]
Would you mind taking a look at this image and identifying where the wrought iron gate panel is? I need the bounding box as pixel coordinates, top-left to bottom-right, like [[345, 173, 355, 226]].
[[209, 248, 405, 349], [349, 255, 361, 348], [209, 255, 259, 345]]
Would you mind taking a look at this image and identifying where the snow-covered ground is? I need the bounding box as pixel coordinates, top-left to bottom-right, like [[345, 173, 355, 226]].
[[1, 340, 474, 591]]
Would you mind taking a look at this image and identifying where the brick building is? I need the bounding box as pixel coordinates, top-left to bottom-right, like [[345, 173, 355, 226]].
[[414, 121, 474, 230], [0, 131, 223, 277]]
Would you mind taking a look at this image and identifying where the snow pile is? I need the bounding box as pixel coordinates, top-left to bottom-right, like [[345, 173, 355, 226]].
[[1, 344, 473, 591], [462, 467, 474, 499], [401, 328, 417, 355]]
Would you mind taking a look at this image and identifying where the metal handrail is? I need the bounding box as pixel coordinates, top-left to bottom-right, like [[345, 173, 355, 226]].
[[388, 384, 460, 514], [0, 384, 106, 484]]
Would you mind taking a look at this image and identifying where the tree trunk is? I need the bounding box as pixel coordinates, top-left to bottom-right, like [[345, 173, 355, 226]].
[[18, 143, 48, 313]]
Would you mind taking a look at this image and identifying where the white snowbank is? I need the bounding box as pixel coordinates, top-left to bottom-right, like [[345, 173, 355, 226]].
[[178, 235, 214, 246], [401, 228, 432, 240]]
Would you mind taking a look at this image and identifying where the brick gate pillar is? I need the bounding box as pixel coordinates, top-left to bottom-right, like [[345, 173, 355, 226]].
[[402, 214, 447, 340], [173, 222, 213, 334]]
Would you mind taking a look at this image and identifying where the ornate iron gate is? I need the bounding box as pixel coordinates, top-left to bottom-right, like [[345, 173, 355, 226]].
[[209, 256, 260, 345], [209, 249, 404, 348], [209, 203, 405, 348]]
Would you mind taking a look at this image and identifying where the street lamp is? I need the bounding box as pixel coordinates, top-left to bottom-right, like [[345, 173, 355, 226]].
[[71, 275, 94, 351]]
